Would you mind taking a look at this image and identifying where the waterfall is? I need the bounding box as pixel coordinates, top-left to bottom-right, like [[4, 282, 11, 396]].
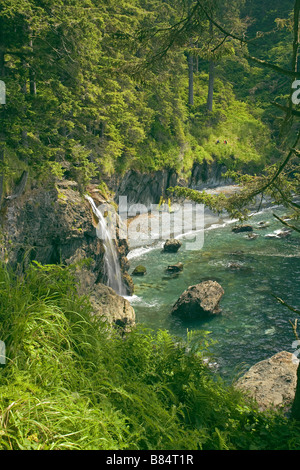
[[85, 195, 126, 296]]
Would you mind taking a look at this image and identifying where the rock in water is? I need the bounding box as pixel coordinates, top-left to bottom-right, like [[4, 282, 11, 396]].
[[232, 225, 253, 233], [165, 262, 183, 273], [132, 265, 147, 276], [163, 239, 182, 253], [226, 263, 253, 273], [255, 221, 270, 230], [275, 228, 292, 238], [265, 228, 292, 239], [245, 232, 259, 240], [171, 280, 224, 320]]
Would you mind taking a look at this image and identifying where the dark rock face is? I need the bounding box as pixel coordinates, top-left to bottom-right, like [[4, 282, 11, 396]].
[[189, 160, 229, 190], [110, 160, 229, 209], [0, 180, 133, 296], [163, 239, 182, 253], [113, 169, 178, 210], [171, 281, 224, 320]]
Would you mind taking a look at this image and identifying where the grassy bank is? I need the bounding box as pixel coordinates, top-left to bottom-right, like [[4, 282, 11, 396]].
[[0, 262, 299, 450]]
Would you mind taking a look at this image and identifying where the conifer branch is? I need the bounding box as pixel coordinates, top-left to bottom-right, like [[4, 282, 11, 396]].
[[272, 213, 300, 233], [273, 295, 300, 315]]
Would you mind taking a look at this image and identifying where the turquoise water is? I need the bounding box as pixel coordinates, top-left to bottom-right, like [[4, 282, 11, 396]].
[[126, 206, 300, 382]]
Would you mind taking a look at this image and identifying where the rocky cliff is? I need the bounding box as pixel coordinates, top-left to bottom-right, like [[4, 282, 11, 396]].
[[108, 159, 229, 209], [0, 158, 229, 328], [0, 179, 135, 328]]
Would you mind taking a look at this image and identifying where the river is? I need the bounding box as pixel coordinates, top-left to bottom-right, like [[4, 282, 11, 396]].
[[123, 192, 300, 382]]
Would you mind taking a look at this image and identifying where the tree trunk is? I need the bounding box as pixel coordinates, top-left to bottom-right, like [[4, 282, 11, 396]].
[[0, 21, 5, 204], [188, 47, 194, 106], [29, 38, 36, 96], [0, 147, 4, 205], [0, 18, 5, 79], [187, 0, 194, 106], [21, 55, 28, 148], [207, 60, 215, 112], [0, 51, 4, 79], [207, 20, 215, 112], [21, 23, 30, 154], [29, 68, 36, 95], [99, 121, 106, 138]]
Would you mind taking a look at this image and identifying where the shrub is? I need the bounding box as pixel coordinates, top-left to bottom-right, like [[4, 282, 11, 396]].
[[0, 262, 299, 450]]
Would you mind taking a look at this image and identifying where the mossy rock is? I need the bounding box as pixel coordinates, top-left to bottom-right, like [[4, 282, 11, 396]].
[[132, 265, 147, 276]]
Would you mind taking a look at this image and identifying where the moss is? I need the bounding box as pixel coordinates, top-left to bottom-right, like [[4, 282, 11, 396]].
[[132, 265, 147, 276], [57, 192, 68, 204]]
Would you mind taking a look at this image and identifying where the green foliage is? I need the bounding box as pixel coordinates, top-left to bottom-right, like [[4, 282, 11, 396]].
[[170, 150, 300, 223], [0, 0, 277, 191], [186, 73, 275, 171], [0, 262, 300, 450]]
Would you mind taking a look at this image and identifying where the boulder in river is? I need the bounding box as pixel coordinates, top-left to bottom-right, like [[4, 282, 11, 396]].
[[226, 262, 254, 273], [275, 228, 292, 238], [232, 224, 253, 233], [171, 280, 224, 320], [265, 228, 292, 239], [163, 238, 182, 253], [245, 232, 259, 240], [132, 265, 147, 276], [255, 221, 270, 230], [166, 262, 183, 273]]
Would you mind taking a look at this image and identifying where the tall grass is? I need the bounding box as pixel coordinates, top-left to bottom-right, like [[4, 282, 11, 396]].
[[0, 262, 299, 450]]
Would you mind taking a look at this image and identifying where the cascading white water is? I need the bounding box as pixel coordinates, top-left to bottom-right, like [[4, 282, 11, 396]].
[[85, 195, 126, 296]]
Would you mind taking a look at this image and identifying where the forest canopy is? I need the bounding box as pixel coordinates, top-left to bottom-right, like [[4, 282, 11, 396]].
[[0, 0, 297, 195]]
